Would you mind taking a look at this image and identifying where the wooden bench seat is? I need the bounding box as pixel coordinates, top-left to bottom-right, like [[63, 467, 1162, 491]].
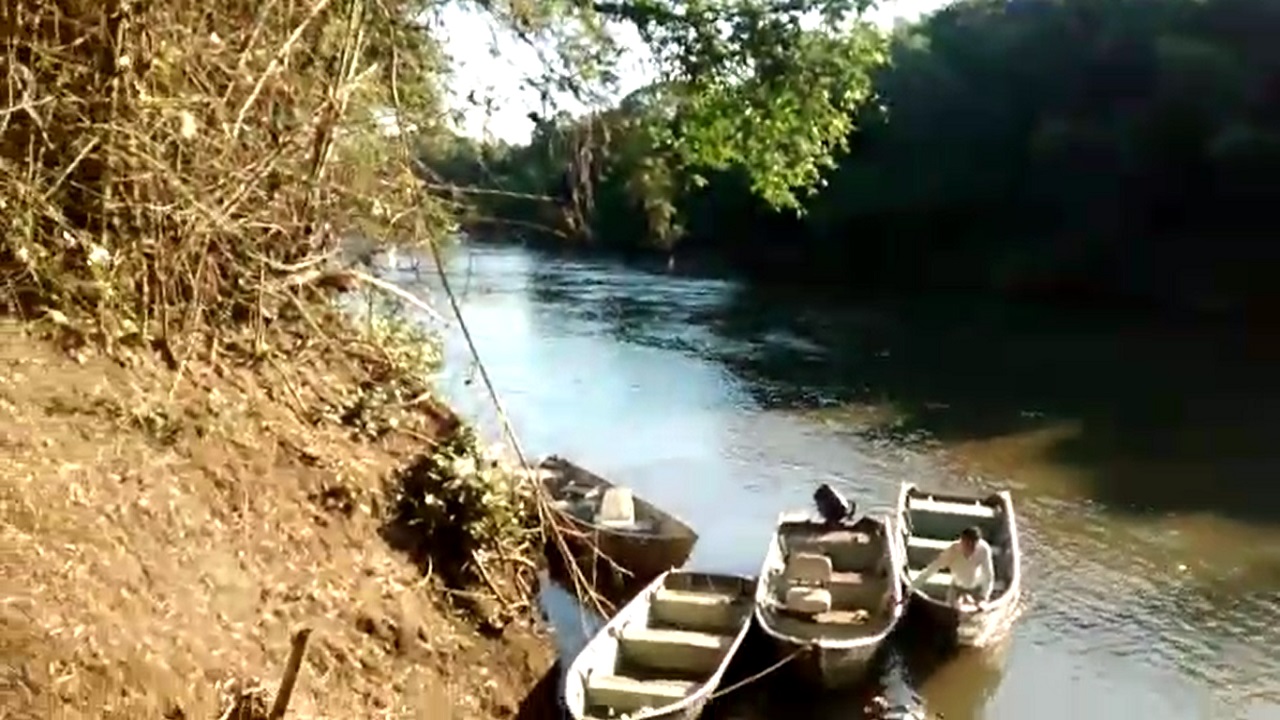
[[650, 587, 747, 635], [907, 536, 1004, 554], [585, 674, 696, 713], [618, 627, 734, 675], [907, 569, 1008, 594], [905, 535, 1007, 571], [907, 536, 953, 552], [907, 497, 997, 518]]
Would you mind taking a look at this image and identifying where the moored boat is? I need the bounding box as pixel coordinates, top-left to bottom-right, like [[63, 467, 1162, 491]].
[[538, 456, 699, 599], [753, 509, 906, 689], [895, 483, 1023, 648], [562, 570, 755, 720]]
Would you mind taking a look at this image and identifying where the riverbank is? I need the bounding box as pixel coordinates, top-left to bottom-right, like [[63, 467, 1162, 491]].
[[0, 317, 554, 718]]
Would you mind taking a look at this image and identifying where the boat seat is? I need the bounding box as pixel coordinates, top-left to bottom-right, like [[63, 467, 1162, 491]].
[[789, 531, 881, 572], [828, 571, 887, 608], [783, 552, 832, 585], [907, 536, 955, 552], [650, 587, 746, 635], [907, 536, 1003, 555], [585, 674, 696, 713], [618, 627, 734, 676], [908, 570, 1008, 594], [785, 586, 832, 615], [595, 486, 637, 528], [909, 569, 957, 588], [907, 497, 997, 518]]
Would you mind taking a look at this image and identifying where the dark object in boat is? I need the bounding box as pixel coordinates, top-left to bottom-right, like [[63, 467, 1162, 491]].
[[814, 483, 855, 525]]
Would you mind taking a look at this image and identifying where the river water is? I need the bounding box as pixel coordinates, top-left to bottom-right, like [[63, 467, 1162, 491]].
[[397, 242, 1280, 720]]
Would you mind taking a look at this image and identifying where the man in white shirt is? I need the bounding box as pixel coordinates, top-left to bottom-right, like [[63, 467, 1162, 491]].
[[908, 526, 995, 609]]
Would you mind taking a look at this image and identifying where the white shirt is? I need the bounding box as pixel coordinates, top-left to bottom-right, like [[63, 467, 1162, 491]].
[[910, 539, 995, 601]]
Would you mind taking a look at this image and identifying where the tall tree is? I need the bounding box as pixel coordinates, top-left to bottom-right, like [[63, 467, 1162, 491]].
[[468, 0, 890, 240]]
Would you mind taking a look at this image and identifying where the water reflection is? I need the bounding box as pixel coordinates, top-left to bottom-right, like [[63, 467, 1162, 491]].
[[897, 628, 1013, 720], [522, 252, 1280, 526], [407, 242, 1280, 719]]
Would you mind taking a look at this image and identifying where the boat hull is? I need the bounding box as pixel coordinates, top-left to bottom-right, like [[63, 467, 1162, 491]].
[[906, 586, 1022, 648], [753, 510, 906, 691], [896, 484, 1023, 649], [761, 634, 881, 690], [538, 456, 699, 603], [547, 511, 698, 589], [562, 570, 755, 720]]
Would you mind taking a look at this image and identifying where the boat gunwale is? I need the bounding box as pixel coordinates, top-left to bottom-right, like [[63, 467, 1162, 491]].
[[752, 510, 907, 653], [562, 569, 756, 720], [895, 482, 1024, 622]]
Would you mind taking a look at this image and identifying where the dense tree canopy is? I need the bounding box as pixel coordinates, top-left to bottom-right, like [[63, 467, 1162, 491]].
[[433, 0, 1280, 313], [457, 0, 888, 243]]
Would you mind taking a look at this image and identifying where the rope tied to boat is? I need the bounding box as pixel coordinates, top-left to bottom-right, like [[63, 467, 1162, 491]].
[[706, 644, 811, 700], [425, 241, 619, 619]]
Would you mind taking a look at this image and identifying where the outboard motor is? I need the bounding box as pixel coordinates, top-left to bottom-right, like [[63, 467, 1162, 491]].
[[813, 483, 855, 525]]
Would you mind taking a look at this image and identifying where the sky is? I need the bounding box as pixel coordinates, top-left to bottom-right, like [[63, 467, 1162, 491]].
[[435, 0, 952, 146]]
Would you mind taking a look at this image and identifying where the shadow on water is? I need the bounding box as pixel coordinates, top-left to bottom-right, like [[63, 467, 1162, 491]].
[[522, 258, 1280, 525]]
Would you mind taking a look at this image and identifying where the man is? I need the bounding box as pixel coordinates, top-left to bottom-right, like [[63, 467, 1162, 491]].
[[907, 526, 995, 609]]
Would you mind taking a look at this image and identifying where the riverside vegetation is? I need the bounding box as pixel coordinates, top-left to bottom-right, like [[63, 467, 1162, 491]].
[[0, 0, 554, 716], [431, 0, 1280, 315], [0, 0, 905, 716]]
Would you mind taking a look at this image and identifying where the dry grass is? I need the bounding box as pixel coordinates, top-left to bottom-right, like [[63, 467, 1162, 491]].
[[0, 321, 552, 719], [0, 0, 451, 339], [0, 0, 575, 715]]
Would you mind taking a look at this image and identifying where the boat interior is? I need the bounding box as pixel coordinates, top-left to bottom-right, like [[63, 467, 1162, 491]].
[[902, 490, 1014, 602], [540, 457, 662, 534], [567, 572, 753, 719], [759, 514, 898, 641]]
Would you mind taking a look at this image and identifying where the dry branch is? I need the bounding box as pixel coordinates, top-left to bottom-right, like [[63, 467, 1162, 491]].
[[0, 0, 454, 348], [268, 627, 313, 720]]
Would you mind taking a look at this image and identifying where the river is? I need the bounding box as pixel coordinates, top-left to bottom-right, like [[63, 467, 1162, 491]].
[[396, 241, 1280, 720]]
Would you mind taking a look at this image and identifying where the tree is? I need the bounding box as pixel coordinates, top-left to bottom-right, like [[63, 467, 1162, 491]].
[[468, 0, 890, 237]]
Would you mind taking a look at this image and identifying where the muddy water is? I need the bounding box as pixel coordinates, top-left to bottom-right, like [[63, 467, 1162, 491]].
[[401, 242, 1280, 720]]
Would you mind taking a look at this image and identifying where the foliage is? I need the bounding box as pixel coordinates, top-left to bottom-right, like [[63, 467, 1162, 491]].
[[357, 291, 445, 383], [384, 426, 537, 587], [436, 0, 1280, 311], [0, 0, 556, 609], [458, 0, 892, 240], [634, 7, 885, 211], [0, 0, 456, 347]]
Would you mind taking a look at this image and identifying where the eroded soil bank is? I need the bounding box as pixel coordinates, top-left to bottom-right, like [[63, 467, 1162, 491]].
[[0, 320, 555, 719]]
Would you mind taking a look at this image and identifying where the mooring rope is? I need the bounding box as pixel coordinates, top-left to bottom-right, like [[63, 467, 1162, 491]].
[[707, 645, 809, 700], [422, 239, 616, 620]]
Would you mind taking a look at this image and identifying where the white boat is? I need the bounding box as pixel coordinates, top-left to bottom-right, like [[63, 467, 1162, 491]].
[[895, 483, 1023, 648], [562, 570, 754, 720], [753, 510, 906, 689]]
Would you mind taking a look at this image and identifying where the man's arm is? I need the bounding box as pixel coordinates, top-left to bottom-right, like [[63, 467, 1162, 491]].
[[907, 543, 956, 593], [976, 544, 995, 603]]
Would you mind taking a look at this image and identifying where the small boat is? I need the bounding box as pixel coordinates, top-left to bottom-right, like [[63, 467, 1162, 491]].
[[538, 456, 699, 597], [753, 509, 906, 689], [895, 483, 1023, 648], [562, 570, 755, 720]]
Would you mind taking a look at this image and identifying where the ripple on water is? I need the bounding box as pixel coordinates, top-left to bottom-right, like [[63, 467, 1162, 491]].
[[1006, 492, 1280, 715], [423, 244, 1280, 720]]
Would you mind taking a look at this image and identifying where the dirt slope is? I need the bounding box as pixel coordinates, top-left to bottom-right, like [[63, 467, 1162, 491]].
[[0, 322, 552, 719]]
